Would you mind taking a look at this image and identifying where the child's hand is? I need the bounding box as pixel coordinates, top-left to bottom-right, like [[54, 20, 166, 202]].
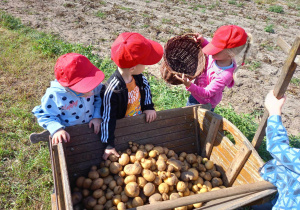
[[265, 90, 286, 116], [89, 118, 102, 134], [52, 129, 70, 145], [175, 74, 192, 88], [193, 33, 204, 44], [103, 148, 120, 160], [143, 110, 157, 123]]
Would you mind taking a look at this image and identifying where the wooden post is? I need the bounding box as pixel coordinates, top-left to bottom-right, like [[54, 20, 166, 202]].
[[252, 36, 300, 150]]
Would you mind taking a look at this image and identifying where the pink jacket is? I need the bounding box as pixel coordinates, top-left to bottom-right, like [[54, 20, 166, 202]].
[[186, 39, 236, 108]]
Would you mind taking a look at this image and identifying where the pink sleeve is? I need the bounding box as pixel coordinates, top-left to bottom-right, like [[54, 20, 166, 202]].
[[187, 77, 226, 99], [201, 38, 209, 48]]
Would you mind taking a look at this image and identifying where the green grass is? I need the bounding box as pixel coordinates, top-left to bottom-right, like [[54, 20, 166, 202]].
[[95, 11, 106, 19], [264, 24, 275, 33], [1, 10, 300, 209], [291, 77, 300, 85], [268, 5, 284, 13]]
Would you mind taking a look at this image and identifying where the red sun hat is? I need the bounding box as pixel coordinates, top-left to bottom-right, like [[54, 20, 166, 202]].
[[111, 32, 164, 68], [202, 25, 248, 55], [54, 53, 105, 93]]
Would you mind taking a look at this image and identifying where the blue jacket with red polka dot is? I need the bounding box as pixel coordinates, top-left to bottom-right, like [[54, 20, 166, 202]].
[[32, 80, 103, 136]]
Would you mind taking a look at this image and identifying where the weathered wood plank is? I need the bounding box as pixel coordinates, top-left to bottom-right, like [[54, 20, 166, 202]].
[[201, 115, 222, 158], [252, 35, 300, 149], [224, 143, 252, 187], [128, 181, 276, 210], [57, 143, 72, 210]]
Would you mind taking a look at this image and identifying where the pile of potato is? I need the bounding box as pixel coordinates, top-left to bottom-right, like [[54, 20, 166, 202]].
[[72, 142, 225, 210]]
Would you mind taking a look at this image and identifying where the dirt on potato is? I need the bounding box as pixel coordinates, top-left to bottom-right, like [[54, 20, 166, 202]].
[[1, 0, 299, 135]]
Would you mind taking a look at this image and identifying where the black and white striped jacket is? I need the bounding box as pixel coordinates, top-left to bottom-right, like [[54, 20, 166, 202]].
[[100, 69, 155, 149]]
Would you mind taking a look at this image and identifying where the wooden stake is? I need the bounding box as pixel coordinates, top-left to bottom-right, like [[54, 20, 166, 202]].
[[252, 36, 300, 150]]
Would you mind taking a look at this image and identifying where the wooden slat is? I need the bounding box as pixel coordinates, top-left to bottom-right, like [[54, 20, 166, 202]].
[[52, 145, 64, 210], [193, 107, 201, 154], [197, 189, 277, 210], [252, 35, 300, 149], [51, 193, 57, 210], [201, 114, 222, 158], [277, 36, 300, 65], [224, 143, 252, 187], [57, 143, 72, 210], [129, 181, 276, 210]]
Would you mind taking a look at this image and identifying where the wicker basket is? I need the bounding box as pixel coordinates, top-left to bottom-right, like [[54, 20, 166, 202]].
[[160, 33, 206, 85]]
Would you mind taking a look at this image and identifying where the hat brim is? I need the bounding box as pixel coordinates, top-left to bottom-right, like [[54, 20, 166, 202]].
[[202, 42, 224, 55], [68, 66, 105, 93], [140, 39, 164, 65]]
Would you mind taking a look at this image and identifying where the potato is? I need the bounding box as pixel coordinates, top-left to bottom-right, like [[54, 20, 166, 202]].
[[84, 196, 97, 209], [90, 165, 97, 171], [98, 196, 106, 205], [90, 178, 104, 190], [149, 193, 162, 203], [203, 181, 212, 190], [142, 169, 156, 182], [131, 145, 138, 152], [211, 177, 223, 188], [93, 189, 103, 199], [145, 144, 154, 152], [117, 202, 126, 210], [176, 181, 187, 192], [211, 171, 221, 178], [167, 159, 182, 171], [125, 182, 140, 197], [104, 200, 113, 209], [170, 193, 180, 200], [83, 178, 93, 189], [103, 175, 114, 185], [112, 195, 121, 206], [109, 180, 117, 190], [137, 176, 147, 188], [149, 150, 157, 158], [71, 192, 82, 205], [164, 173, 178, 186], [106, 191, 114, 200], [186, 154, 197, 164], [203, 172, 212, 181], [98, 167, 110, 178], [158, 183, 169, 194], [114, 175, 124, 186], [193, 203, 203, 208], [121, 194, 128, 203], [105, 160, 111, 167], [82, 189, 90, 197], [136, 150, 145, 161], [153, 146, 164, 155], [109, 154, 119, 162], [143, 182, 155, 196], [124, 175, 136, 184], [110, 162, 122, 174], [205, 160, 214, 170], [167, 150, 175, 158], [118, 171, 126, 177], [93, 204, 104, 210], [141, 158, 152, 169], [124, 162, 142, 175], [156, 159, 167, 171], [76, 176, 85, 188], [88, 170, 99, 180], [153, 176, 162, 186], [114, 186, 123, 195], [132, 197, 144, 207], [118, 153, 130, 166]]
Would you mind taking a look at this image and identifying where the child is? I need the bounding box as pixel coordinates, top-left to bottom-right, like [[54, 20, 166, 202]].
[[101, 32, 163, 160], [32, 53, 105, 144], [175, 25, 252, 111], [253, 90, 300, 209]]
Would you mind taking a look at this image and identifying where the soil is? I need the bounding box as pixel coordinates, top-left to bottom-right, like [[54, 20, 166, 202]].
[[1, 0, 299, 136]]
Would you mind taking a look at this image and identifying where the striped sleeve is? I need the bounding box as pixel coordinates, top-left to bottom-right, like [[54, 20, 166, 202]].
[[141, 75, 154, 110], [101, 77, 119, 147]]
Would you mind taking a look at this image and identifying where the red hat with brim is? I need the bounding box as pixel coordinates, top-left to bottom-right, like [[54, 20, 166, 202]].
[[111, 32, 163, 68], [55, 53, 105, 93], [202, 25, 248, 55]]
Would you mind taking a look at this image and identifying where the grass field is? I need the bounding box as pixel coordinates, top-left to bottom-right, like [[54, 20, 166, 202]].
[[0, 11, 299, 209]]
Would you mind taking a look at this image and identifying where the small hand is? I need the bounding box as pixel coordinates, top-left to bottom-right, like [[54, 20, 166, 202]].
[[193, 33, 204, 44], [174, 74, 192, 88], [264, 90, 286, 116], [89, 118, 102, 134], [143, 110, 157, 123], [52, 129, 70, 144], [103, 148, 120, 160]]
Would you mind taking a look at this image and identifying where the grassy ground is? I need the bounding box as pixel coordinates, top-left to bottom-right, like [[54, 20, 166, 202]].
[[0, 11, 299, 209]]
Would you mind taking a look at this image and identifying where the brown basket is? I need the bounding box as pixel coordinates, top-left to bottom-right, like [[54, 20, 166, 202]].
[[160, 33, 206, 85]]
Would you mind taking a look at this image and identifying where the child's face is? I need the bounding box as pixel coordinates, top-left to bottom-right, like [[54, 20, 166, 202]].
[[212, 50, 231, 61], [131, 64, 146, 75]]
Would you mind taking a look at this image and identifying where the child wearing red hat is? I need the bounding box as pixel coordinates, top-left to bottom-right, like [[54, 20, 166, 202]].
[[101, 32, 163, 160], [32, 53, 105, 144], [175, 25, 252, 111]]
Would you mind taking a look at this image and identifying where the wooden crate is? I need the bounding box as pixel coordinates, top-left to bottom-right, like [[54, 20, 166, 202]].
[[30, 105, 276, 210]]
